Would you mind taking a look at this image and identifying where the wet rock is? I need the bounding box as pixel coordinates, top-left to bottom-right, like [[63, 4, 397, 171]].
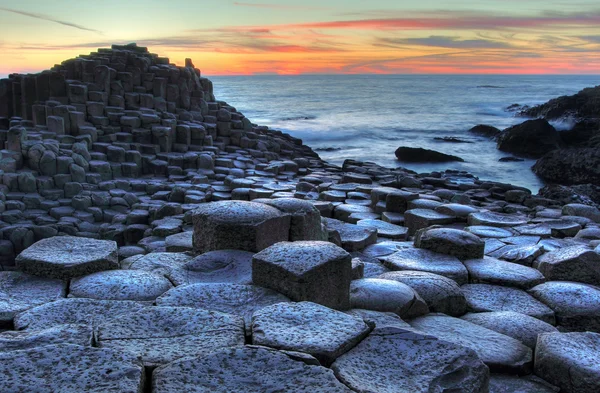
[[380, 248, 469, 285], [350, 278, 429, 318], [533, 245, 600, 285], [168, 250, 253, 286], [323, 217, 377, 251], [0, 344, 144, 392], [379, 270, 467, 316], [253, 241, 351, 310], [13, 298, 148, 330], [469, 124, 501, 138], [415, 227, 484, 260], [489, 244, 545, 267], [529, 281, 600, 332], [562, 203, 600, 223], [331, 326, 489, 393], [192, 201, 290, 253], [97, 306, 245, 367], [462, 311, 558, 349], [535, 332, 600, 393], [0, 324, 93, 351], [15, 236, 119, 279], [533, 148, 600, 185], [395, 146, 464, 162], [466, 225, 514, 238], [410, 313, 533, 373], [252, 302, 369, 366], [69, 270, 173, 301], [156, 283, 289, 330], [497, 119, 560, 158], [0, 271, 66, 327], [153, 346, 352, 393], [356, 219, 408, 240], [468, 211, 528, 227], [464, 256, 546, 289], [404, 209, 454, 235], [462, 284, 555, 324]]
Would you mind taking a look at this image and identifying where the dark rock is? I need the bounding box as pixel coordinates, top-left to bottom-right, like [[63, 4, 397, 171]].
[[497, 119, 560, 158], [395, 147, 464, 163], [469, 124, 501, 138], [433, 136, 474, 143], [533, 148, 600, 185]]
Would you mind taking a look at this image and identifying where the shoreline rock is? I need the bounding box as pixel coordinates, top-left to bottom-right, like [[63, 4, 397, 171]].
[[395, 146, 464, 163]]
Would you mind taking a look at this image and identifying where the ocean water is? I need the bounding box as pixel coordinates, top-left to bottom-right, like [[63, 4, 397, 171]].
[[211, 74, 599, 192]]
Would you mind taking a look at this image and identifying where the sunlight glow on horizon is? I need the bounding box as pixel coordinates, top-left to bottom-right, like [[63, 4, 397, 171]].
[[0, 0, 599, 76]]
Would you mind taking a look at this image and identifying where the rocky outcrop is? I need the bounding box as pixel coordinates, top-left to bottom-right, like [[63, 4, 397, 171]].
[[497, 119, 560, 158], [533, 148, 600, 186], [521, 85, 600, 120], [395, 146, 464, 162], [469, 124, 501, 138]]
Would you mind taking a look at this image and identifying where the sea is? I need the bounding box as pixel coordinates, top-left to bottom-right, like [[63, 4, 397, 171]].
[[211, 75, 600, 192]]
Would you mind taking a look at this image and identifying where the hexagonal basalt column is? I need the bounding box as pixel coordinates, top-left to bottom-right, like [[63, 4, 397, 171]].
[[192, 201, 291, 253], [253, 241, 352, 310], [15, 236, 119, 280]]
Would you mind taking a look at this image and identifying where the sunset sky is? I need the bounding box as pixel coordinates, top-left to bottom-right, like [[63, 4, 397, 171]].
[[1, 0, 599, 76]]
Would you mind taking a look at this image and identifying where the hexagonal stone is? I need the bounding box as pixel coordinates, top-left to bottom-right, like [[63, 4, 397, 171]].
[[410, 313, 533, 373], [252, 302, 369, 365], [533, 245, 600, 286], [167, 250, 253, 286], [69, 270, 173, 301], [356, 219, 408, 240], [14, 298, 148, 330], [489, 244, 545, 267], [192, 201, 290, 253], [562, 203, 600, 223], [156, 283, 289, 330], [462, 284, 555, 324], [464, 256, 545, 289], [462, 311, 558, 349], [380, 248, 469, 285], [165, 231, 193, 252], [152, 346, 353, 393], [345, 309, 413, 330], [404, 209, 454, 235], [466, 225, 514, 238], [255, 198, 325, 241], [0, 324, 93, 352], [0, 271, 66, 328], [415, 228, 484, 260], [15, 236, 119, 279], [0, 344, 144, 392], [126, 252, 192, 275], [379, 270, 467, 316], [323, 218, 377, 251], [350, 278, 428, 318], [468, 211, 528, 227], [253, 241, 352, 310], [489, 374, 559, 393], [331, 327, 489, 393], [535, 332, 600, 393], [529, 281, 600, 332], [97, 306, 245, 367]]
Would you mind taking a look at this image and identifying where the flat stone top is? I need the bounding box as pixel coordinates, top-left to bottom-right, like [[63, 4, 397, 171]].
[[469, 211, 529, 227], [466, 226, 515, 238], [253, 241, 350, 276], [16, 236, 117, 267], [255, 198, 319, 215], [536, 245, 598, 263], [417, 227, 483, 244], [0, 271, 66, 321], [193, 201, 283, 225], [405, 208, 453, 220]]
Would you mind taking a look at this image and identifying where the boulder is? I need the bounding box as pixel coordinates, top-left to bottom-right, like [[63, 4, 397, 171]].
[[331, 327, 489, 393], [415, 227, 484, 260], [497, 119, 560, 158], [152, 346, 352, 393], [533, 245, 600, 286], [0, 344, 144, 392], [192, 201, 290, 253], [15, 236, 119, 279], [252, 302, 369, 366], [395, 146, 464, 162], [69, 270, 173, 301], [410, 313, 533, 373], [349, 278, 429, 317], [469, 124, 501, 138], [252, 241, 352, 310], [533, 148, 600, 185], [535, 332, 600, 393], [562, 203, 600, 223], [97, 306, 245, 367]]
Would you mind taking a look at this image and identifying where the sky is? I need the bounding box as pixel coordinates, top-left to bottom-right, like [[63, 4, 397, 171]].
[[0, 0, 599, 76]]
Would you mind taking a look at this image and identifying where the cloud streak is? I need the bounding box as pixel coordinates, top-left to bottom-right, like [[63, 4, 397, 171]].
[[233, 2, 329, 10], [0, 7, 102, 34], [377, 36, 515, 49]]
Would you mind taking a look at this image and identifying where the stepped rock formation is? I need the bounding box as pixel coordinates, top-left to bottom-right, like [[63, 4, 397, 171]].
[[0, 45, 600, 392]]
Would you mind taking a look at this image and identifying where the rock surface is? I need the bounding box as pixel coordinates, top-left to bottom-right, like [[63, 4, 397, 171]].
[[395, 146, 465, 162]]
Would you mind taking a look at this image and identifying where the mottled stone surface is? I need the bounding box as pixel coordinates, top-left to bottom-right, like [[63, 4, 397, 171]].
[[380, 248, 468, 285], [0, 324, 93, 351], [464, 257, 545, 289], [127, 252, 192, 276], [14, 298, 147, 330], [350, 278, 428, 318], [252, 302, 370, 365], [489, 374, 559, 393], [0, 344, 144, 392], [97, 306, 245, 366], [192, 201, 290, 253], [461, 284, 555, 324], [15, 236, 118, 279], [415, 228, 485, 260], [69, 270, 173, 301], [153, 346, 353, 393], [0, 271, 66, 327], [331, 327, 489, 393], [462, 311, 558, 349], [323, 217, 377, 251], [535, 332, 600, 393], [468, 211, 528, 227], [167, 250, 253, 286], [255, 198, 325, 241], [410, 313, 533, 373], [356, 219, 408, 240], [533, 245, 600, 286], [529, 281, 600, 332], [253, 241, 352, 309]]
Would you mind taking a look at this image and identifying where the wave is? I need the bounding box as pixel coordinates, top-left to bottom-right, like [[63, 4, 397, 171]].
[[279, 115, 317, 121], [477, 85, 505, 89]]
